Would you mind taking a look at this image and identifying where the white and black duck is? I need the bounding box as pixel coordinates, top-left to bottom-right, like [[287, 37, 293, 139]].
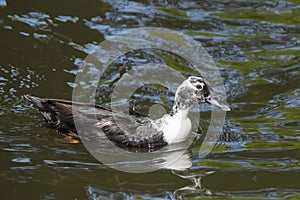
[[24, 76, 230, 149]]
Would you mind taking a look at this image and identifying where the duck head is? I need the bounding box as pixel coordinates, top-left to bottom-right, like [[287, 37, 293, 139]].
[[173, 76, 231, 113]]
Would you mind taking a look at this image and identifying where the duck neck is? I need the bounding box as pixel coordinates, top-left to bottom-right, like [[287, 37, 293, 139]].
[[170, 100, 193, 119], [169, 85, 198, 119]]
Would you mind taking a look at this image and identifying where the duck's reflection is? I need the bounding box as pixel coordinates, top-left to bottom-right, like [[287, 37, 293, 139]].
[[85, 169, 214, 200], [172, 170, 214, 198], [84, 147, 215, 199]]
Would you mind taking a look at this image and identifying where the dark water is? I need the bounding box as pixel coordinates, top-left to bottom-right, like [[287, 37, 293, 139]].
[[0, 0, 300, 199]]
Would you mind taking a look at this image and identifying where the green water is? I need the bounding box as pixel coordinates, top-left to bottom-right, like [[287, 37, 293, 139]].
[[0, 0, 299, 199]]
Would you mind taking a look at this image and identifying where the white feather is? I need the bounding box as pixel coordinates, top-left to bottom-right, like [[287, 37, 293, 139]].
[[152, 108, 192, 144]]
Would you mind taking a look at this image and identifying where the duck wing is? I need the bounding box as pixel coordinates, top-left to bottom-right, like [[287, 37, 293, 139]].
[[24, 95, 166, 149], [95, 115, 166, 149]]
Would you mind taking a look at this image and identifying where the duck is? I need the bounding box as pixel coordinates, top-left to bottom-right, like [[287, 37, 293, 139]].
[[24, 76, 230, 150]]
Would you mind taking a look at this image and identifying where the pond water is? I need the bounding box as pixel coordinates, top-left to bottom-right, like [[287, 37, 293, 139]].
[[0, 0, 299, 199]]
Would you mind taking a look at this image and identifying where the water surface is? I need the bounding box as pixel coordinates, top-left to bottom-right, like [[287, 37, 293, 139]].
[[0, 0, 299, 199]]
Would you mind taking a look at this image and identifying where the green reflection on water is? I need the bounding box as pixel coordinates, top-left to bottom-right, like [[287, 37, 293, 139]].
[[196, 160, 241, 168], [251, 161, 284, 168], [245, 141, 300, 149], [157, 7, 189, 18], [153, 51, 198, 74], [186, 30, 228, 38], [149, 30, 189, 46], [215, 8, 300, 24]]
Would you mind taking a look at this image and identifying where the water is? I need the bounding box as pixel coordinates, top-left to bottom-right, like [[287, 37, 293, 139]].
[[0, 0, 300, 199]]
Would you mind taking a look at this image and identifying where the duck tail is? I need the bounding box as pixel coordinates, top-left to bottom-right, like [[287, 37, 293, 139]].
[[24, 95, 45, 110], [24, 94, 59, 123], [24, 94, 77, 135]]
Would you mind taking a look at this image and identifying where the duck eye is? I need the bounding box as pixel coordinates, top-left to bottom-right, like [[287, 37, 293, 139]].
[[196, 84, 203, 90]]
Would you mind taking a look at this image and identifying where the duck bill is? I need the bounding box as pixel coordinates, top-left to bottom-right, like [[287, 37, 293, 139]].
[[205, 98, 231, 111]]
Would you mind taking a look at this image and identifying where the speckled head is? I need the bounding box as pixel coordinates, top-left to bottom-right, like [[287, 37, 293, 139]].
[[175, 76, 231, 112], [186, 76, 210, 99]]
